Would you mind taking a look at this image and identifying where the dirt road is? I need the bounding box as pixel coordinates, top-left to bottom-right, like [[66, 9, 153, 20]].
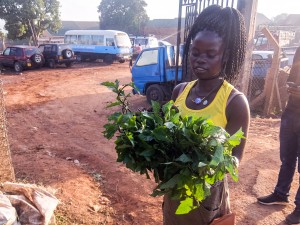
[[1, 62, 297, 224]]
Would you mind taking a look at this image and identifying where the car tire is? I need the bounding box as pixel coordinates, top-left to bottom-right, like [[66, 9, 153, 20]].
[[104, 55, 113, 64], [48, 60, 56, 69], [14, 62, 23, 72], [31, 53, 43, 65], [146, 84, 165, 104], [62, 49, 73, 59]]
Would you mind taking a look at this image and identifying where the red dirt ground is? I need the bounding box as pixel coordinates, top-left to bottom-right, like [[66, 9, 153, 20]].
[[1, 62, 298, 225]]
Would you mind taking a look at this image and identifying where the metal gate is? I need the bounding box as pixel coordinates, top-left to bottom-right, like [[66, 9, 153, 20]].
[[178, 0, 238, 45], [175, 0, 239, 82]]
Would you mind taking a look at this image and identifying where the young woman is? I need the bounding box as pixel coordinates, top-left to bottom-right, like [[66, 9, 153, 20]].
[[163, 5, 250, 225]]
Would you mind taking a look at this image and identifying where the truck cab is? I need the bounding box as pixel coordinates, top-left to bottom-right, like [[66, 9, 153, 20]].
[[131, 45, 183, 103]]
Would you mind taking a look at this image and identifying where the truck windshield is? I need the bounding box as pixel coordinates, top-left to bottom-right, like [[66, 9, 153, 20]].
[[136, 49, 158, 66]]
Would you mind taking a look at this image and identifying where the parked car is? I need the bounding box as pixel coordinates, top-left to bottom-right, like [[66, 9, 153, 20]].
[[252, 50, 289, 78], [0, 45, 44, 72], [38, 43, 76, 68], [250, 50, 289, 96]]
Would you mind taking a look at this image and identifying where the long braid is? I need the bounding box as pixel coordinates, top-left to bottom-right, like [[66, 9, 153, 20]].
[[183, 5, 246, 83]]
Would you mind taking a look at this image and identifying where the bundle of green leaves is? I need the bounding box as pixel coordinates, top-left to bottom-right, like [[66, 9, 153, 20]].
[[102, 80, 243, 214]]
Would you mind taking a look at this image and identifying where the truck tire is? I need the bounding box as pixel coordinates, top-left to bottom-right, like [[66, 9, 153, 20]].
[[62, 49, 73, 59], [31, 53, 43, 65], [14, 62, 23, 72], [146, 84, 165, 104], [104, 55, 113, 64]]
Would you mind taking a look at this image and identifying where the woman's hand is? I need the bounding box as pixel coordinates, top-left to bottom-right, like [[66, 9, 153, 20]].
[[287, 82, 300, 98]]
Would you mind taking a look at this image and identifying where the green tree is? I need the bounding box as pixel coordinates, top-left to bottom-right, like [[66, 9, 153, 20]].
[[98, 0, 149, 35], [0, 0, 61, 45], [272, 13, 288, 25]]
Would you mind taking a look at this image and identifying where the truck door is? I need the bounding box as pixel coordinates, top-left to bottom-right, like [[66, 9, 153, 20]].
[[131, 47, 164, 94]]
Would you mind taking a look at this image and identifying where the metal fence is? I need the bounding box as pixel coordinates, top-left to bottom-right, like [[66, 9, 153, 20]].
[[247, 28, 292, 115]]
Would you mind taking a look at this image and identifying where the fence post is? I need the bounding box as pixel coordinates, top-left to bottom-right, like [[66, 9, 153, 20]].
[[236, 0, 258, 94], [261, 28, 281, 115], [0, 80, 15, 182]]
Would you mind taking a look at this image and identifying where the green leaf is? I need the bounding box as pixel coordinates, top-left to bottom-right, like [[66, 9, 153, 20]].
[[228, 129, 244, 146], [175, 197, 196, 214], [158, 174, 182, 189], [175, 154, 193, 163], [140, 149, 156, 157], [209, 145, 224, 167], [152, 101, 161, 115], [106, 101, 122, 108]]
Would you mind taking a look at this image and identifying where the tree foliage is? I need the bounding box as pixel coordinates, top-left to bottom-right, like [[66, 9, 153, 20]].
[[98, 0, 149, 35], [272, 13, 289, 25], [0, 0, 61, 43]]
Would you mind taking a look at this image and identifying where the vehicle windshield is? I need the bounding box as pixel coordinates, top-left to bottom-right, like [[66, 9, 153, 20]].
[[115, 34, 132, 48], [25, 48, 41, 56], [135, 38, 148, 46]]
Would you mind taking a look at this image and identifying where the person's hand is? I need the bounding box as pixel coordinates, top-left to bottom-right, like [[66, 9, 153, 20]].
[[287, 82, 300, 98]]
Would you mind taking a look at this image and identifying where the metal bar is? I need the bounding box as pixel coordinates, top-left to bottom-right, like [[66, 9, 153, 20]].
[[175, 0, 183, 85]]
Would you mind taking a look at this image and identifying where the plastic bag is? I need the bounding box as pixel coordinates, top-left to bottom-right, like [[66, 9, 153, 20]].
[[2, 182, 59, 225], [0, 191, 19, 225]]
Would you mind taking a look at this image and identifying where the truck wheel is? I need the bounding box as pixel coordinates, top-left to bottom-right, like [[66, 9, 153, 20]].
[[146, 84, 165, 104], [14, 62, 23, 72], [104, 55, 113, 64], [31, 53, 43, 65], [62, 49, 73, 59]]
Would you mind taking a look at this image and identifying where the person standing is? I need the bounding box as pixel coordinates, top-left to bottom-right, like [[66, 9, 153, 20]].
[[163, 5, 250, 225], [257, 46, 300, 225]]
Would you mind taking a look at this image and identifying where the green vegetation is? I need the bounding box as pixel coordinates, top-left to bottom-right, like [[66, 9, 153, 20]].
[[0, 0, 61, 45], [102, 80, 243, 214], [98, 0, 149, 35]]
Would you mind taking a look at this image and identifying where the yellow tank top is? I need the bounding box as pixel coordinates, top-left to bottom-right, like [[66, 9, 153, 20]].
[[174, 80, 234, 128]]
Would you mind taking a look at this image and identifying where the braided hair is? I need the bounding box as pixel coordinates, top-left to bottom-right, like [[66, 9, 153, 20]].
[[183, 5, 247, 83]]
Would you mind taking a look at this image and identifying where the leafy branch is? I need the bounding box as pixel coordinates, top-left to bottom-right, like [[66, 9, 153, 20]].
[[101, 80, 243, 214]]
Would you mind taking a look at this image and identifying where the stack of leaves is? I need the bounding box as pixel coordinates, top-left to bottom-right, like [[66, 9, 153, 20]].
[[102, 80, 243, 214]]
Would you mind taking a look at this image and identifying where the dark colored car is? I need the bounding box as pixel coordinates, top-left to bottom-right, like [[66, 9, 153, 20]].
[[250, 51, 289, 96], [38, 43, 76, 68], [0, 45, 44, 72]]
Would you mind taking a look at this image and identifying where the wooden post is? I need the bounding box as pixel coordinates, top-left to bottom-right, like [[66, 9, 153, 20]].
[[261, 28, 281, 115], [236, 0, 258, 94], [0, 80, 15, 182]]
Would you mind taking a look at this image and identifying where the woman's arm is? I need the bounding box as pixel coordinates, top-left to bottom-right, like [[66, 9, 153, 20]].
[[171, 82, 188, 101], [225, 91, 250, 163]]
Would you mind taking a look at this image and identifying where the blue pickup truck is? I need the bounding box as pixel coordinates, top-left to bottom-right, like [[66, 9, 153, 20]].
[[131, 46, 183, 103]]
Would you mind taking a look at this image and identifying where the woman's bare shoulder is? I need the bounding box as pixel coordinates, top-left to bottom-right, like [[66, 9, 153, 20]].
[[171, 82, 189, 101]]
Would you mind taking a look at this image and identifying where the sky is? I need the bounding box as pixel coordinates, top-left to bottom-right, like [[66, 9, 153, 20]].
[[58, 0, 300, 21]]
